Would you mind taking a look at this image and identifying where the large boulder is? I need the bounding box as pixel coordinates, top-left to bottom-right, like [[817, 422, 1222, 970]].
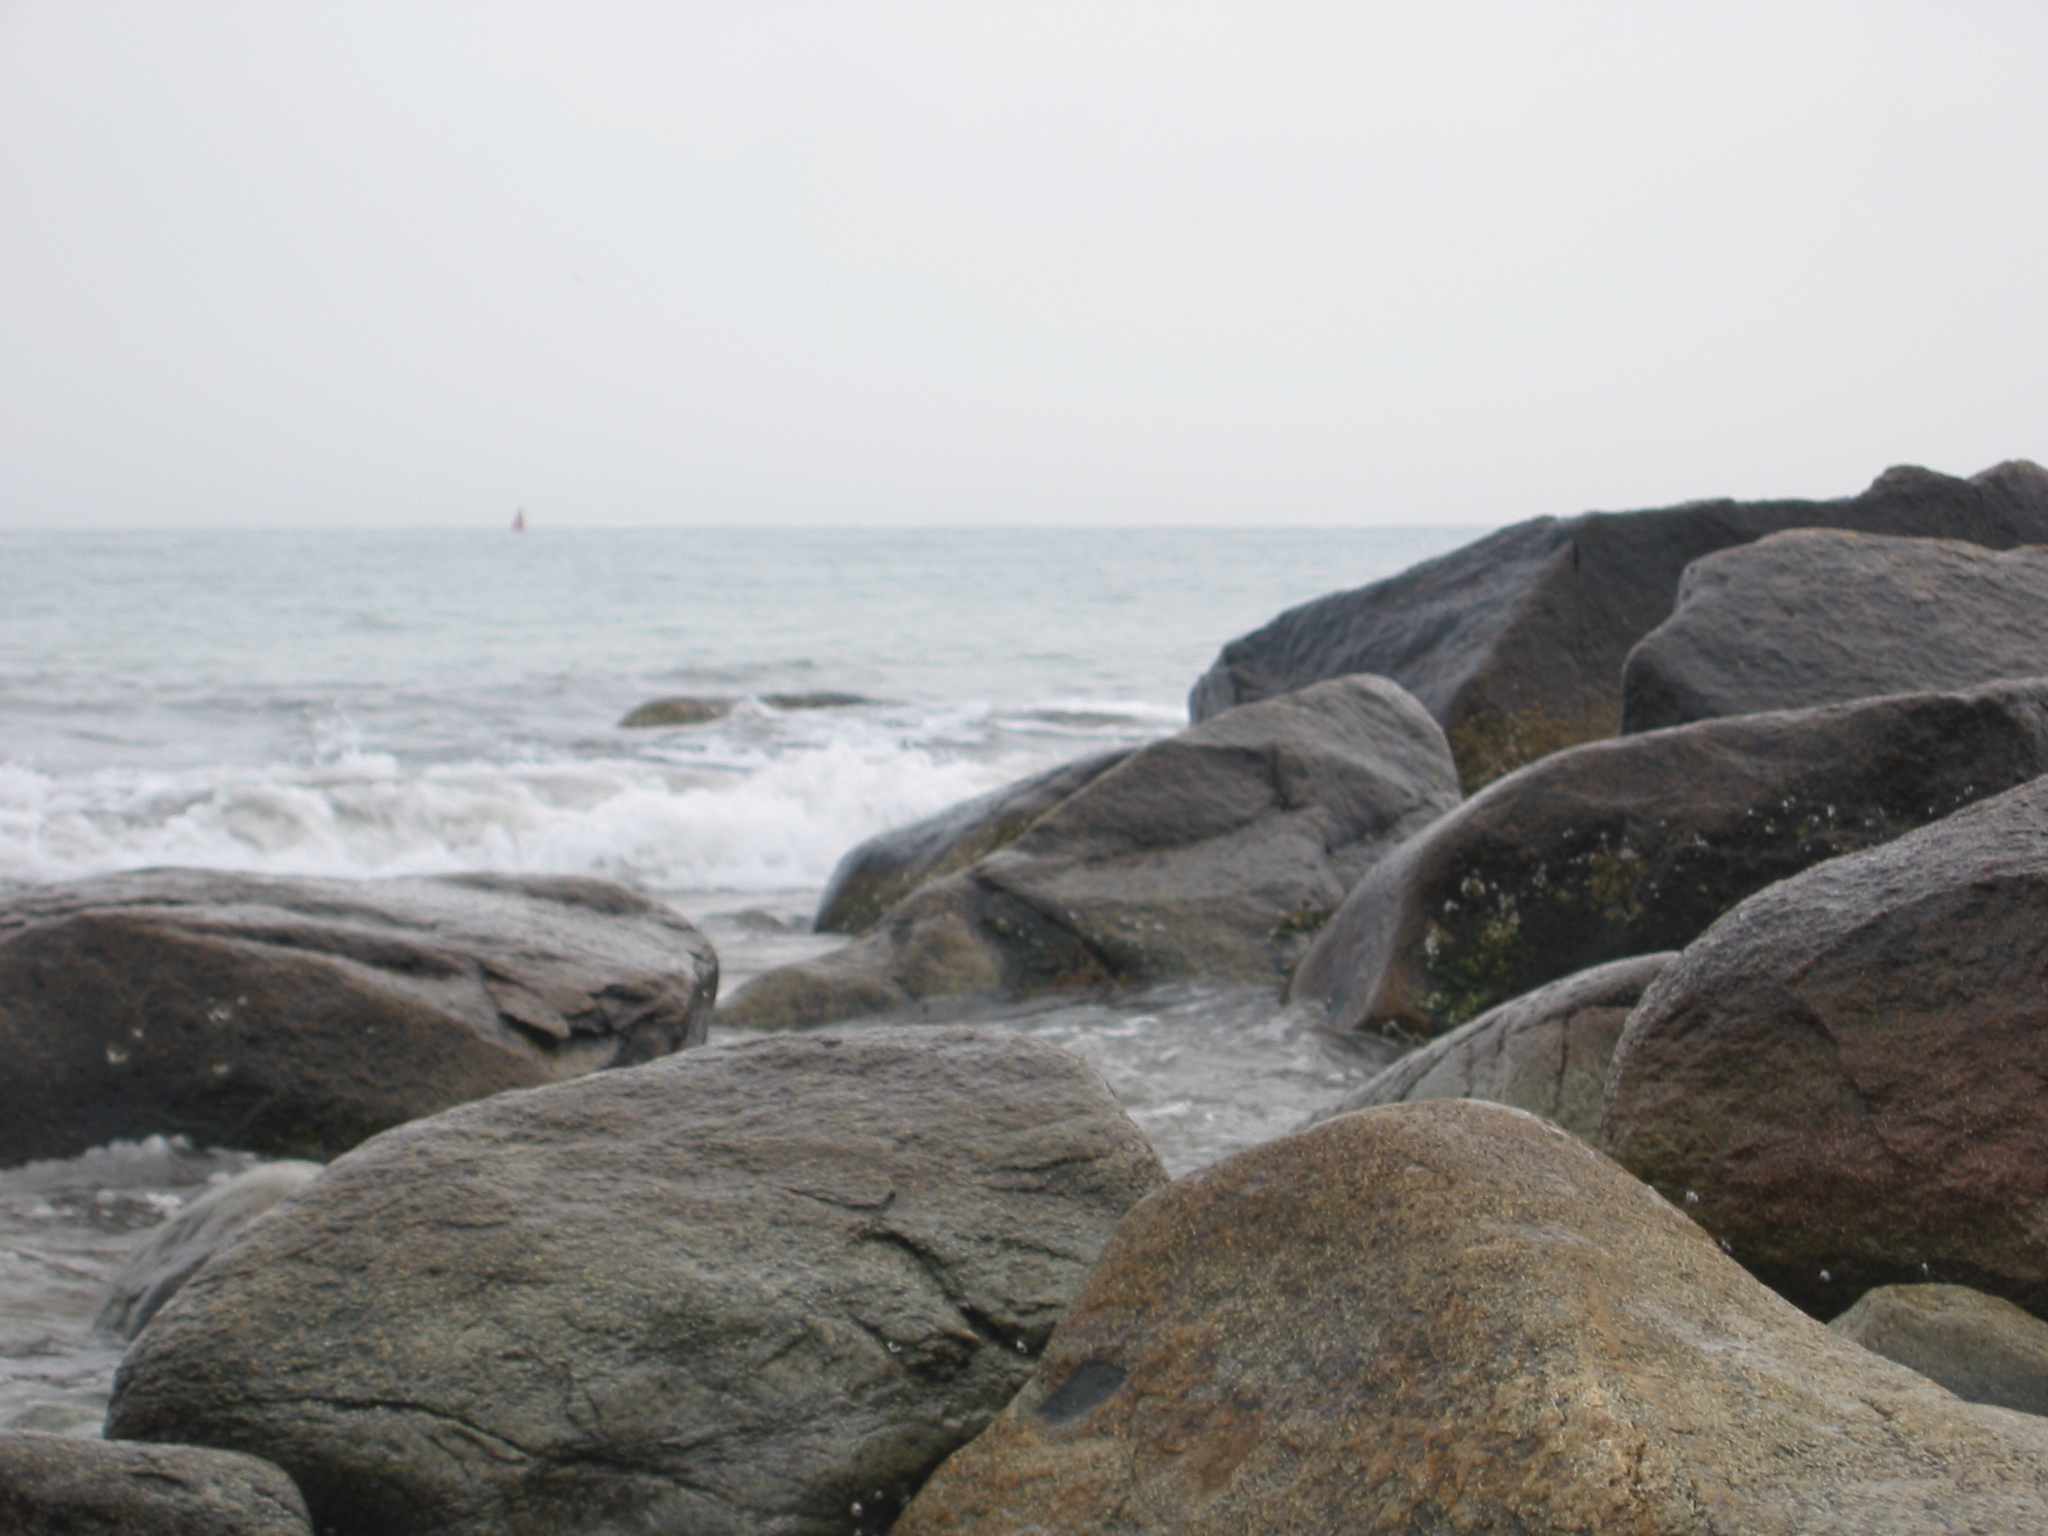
[[1832, 1284, 2048, 1418], [0, 1430, 310, 1536], [722, 676, 1460, 1032], [894, 1100, 2048, 1535], [1303, 952, 1673, 1140], [0, 871, 718, 1165], [1603, 775, 2048, 1320], [1190, 460, 2048, 788], [1291, 677, 2048, 1041], [1624, 529, 2048, 732], [815, 750, 1132, 934], [106, 1028, 1167, 1536]]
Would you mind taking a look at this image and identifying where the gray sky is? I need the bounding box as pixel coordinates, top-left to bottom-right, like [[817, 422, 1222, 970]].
[[3, 3, 2045, 529]]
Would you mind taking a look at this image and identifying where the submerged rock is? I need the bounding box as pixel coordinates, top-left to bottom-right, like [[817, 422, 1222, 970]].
[[0, 871, 718, 1165], [1190, 460, 2048, 788], [1303, 952, 1673, 1140], [1624, 529, 2048, 731], [1603, 775, 2048, 1319], [0, 1430, 311, 1536], [722, 677, 1460, 1031], [815, 751, 1132, 935], [1832, 1284, 2048, 1418], [618, 695, 734, 726], [895, 1100, 2048, 1535], [1290, 677, 2048, 1040], [106, 1028, 1166, 1536]]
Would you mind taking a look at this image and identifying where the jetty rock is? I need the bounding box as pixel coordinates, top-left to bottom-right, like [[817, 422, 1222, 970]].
[[894, 1099, 2048, 1536], [1603, 774, 2048, 1320], [1302, 951, 1674, 1140], [1832, 1284, 2048, 1418], [0, 870, 717, 1165], [1190, 459, 2048, 789], [720, 676, 1459, 1032], [0, 1430, 311, 1536], [815, 749, 1132, 935], [1291, 676, 2048, 1041], [1625, 528, 2048, 731], [106, 1028, 1166, 1536]]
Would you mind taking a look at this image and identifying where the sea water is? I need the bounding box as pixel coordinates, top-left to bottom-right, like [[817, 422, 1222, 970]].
[[0, 522, 1480, 1433]]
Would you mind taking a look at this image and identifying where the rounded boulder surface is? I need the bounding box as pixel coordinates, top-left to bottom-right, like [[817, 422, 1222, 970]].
[[1603, 774, 2048, 1319], [106, 1027, 1167, 1536], [0, 870, 718, 1165], [895, 1100, 2048, 1536], [1833, 1284, 2048, 1418], [0, 1430, 311, 1536]]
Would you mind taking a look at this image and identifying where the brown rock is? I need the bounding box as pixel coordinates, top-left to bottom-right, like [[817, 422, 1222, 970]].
[[0, 1431, 311, 1535], [896, 1100, 2048, 1536], [618, 695, 733, 726], [1833, 1284, 2048, 1417], [1602, 774, 2048, 1319]]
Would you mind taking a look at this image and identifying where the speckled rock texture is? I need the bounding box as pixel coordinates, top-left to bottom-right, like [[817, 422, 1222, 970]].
[[0, 1430, 311, 1536], [1303, 952, 1673, 1140], [1190, 460, 2048, 789], [1624, 529, 2048, 732], [722, 676, 1459, 1031], [895, 1100, 2048, 1536], [1833, 1284, 2048, 1418], [1603, 775, 2048, 1320], [1290, 676, 2048, 1041], [0, 869, 718, 1165], [106, 1027, 1167, 1536]]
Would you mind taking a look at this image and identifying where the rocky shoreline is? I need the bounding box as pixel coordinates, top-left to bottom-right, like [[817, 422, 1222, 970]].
[[10, 459, 2048, 1532]]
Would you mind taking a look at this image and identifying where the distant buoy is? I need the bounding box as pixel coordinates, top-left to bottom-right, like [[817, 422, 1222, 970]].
[[512, 508, 528, 532]]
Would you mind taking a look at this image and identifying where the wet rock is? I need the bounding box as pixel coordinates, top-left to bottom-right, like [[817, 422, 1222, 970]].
[[0, 871, 718, 1165], [1291, 676, 2048, 1040], [722, 677, 1460, 1031], [619, 695, 733, 726], [106, 1028, 1166, 1536], [97, 1162, 324, 1339], [894, 1099, 2048, 1536], [1190, 460, 2048, 789], [764, 691, 873, 710], [1625, 530, 2048, 731], [1602, 775, 2048, 1320], [816, 751, 1133, 935], [0, 1430, 311, 1535], [1832, 1284, 2048, 1417], [1303, 952, 1673, 1139]]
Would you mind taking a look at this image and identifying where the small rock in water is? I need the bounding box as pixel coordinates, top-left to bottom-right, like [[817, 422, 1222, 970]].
[[763, 691, 872, 710], [618, 695, 734, 726]]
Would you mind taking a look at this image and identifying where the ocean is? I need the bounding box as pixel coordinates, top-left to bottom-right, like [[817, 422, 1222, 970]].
[[0, 521, 1481, 1434]]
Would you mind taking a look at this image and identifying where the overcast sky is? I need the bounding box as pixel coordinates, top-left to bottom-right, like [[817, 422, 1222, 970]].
[[3, 3, 2045, 529]]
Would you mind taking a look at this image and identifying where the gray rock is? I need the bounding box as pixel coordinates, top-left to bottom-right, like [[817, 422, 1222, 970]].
[[1291, 677, 2048, 1041], [1603, 774, 2048, 1319], [0, 870, 718, 1165], [1190, 460, 2048, 789], [106, 1027, 1167, 1536], [815, 751, 1133, 935], [722, 676, 1460, 1032], [1833, 1284, 2048, 1417], [1304, 952, 1674, 1139], [0, 1430, 310, 1536], [97, 1161, 324, 1339], [1625, 529, 2048, 731], [895, 1100, 2048, 1536]]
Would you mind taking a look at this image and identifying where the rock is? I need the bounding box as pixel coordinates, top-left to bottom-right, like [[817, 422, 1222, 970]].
[[1625, 530, 2048, 732], [1190, 460, 2048, 789], [1290, 676, 2048, 1041], [0, 1430, 311, 1536], [0, 871, 717, 1166], [1303, 952, 1673, 1139], [722, 677, 1461, 1031], [894, 1099, 2048, 1536], [619, 695, 733, 726], [106, 1027, 1167, 1536], [1602, 774, 2048, 1320], [97, 1162, 324, 1339], [1832, 1284, 2048, 1417], [816, 751, 1133, 934], [765, 691, 873, 710]]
